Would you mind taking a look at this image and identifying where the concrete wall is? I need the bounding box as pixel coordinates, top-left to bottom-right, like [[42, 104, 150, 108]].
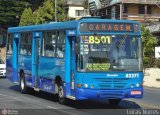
[[68, 6, 85, 18]]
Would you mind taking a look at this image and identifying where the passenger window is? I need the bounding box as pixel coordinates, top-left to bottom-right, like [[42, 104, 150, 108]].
[[42, 31, 57, 57], [7, 34, 14, 54]]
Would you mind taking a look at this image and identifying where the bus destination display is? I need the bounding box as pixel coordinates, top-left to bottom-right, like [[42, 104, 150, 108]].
[[80, 23, 134, 32]]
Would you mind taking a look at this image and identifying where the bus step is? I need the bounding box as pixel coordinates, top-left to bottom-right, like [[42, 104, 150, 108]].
[[33, 87, 40, 92], [66, 96, 76, 100]]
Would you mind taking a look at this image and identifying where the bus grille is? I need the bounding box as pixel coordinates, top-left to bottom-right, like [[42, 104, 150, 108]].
[[94, 78, 129, 89]]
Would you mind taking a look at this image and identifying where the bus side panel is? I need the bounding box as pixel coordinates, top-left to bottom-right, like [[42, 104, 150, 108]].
[[18, 55, 32, 86], [38, 57, 65, 93], [6, 54, 13, 81], [13, 37, 19, 83]]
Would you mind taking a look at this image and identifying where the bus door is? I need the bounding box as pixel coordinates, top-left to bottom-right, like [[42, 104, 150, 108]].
[[32, 32, 42, 88], [70, 36, 76, 96], [65, 30, 76, 97], [13, 33, 20, 83]]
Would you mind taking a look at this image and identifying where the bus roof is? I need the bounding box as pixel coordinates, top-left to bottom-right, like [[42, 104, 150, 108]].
[[8, 18, 140, 33]]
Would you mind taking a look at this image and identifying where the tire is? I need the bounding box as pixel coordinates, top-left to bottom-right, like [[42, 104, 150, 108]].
[[20, 73, 27, 94], [58, 83, 68, 104], [109, 99, 121, 106]]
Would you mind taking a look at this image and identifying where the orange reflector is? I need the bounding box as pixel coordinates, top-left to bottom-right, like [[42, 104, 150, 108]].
[[77, 84, 82, 88], [131, 91, 142, 95]]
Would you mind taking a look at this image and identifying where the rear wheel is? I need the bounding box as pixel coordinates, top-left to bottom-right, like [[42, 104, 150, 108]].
[[58, 83, 68, 104], [20, 74, 27, 94], [109, 99, 121, 106]]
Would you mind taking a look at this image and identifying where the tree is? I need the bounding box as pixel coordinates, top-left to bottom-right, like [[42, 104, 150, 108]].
[[0, 0, 29, 27], [33, 0, 54, 24], [19, 8, 34, 26], [141, 26, 157, 67], [57, 0, 69, 22], [19, 0, 69, 25], [28, 0, 44, 11], [82, 0, 89, 16]]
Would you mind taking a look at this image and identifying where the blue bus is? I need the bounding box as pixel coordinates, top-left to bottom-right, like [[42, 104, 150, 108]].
[[6, 17, 143, 105]]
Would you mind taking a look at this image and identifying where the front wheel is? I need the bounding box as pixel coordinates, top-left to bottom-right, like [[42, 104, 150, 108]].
[[58, 84, 68, 104], [109, 99, 121, 106]]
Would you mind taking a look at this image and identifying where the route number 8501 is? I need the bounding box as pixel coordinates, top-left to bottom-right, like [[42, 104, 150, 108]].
[[88, 36, 111, 44]]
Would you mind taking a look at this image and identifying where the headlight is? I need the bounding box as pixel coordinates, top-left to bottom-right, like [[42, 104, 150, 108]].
[[84, 84, 88, 88]]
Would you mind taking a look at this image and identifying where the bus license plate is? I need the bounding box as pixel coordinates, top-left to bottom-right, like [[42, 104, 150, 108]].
[[131, 91, 142, 95]]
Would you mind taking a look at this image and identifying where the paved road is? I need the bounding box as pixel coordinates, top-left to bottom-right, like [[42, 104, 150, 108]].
[[0, 78, 159, 115], [130, 87, 160, 109]]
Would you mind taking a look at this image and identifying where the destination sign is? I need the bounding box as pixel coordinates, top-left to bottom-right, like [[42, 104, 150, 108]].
[[80, 23, 134, 32]]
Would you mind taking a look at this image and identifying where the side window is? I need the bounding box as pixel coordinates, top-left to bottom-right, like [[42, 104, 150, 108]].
[[57, 31, 65, 58], [20, 33, 32, 55], [7, 34, 13, 54], [42, 31, 57, 57]]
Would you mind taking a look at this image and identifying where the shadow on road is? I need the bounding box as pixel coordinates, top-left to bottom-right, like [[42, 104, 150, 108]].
[[66, 99, 141, 109], [9, 85, 141, 109], [9, 85, 58, 102], [9, 85, 21, 92]]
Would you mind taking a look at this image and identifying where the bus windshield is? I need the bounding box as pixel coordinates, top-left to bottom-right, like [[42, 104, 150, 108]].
[[77, 34, 142, 72]]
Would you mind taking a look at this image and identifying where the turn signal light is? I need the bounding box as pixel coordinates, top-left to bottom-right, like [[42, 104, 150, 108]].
[[77, 84, 82, 88]]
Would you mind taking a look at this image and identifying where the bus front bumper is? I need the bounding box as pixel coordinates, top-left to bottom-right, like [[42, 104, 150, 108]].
[[75, 87, 143, 100]]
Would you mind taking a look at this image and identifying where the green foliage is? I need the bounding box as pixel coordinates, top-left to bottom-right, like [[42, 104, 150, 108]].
[[19, 8, 34, 26], [29, 0, 54, 24], [19, 0, 68, 25], [0, 0, 29, 27], [57, 0, 68, 22], [35, 0, 54, 24], [141, 26, 157, 67], [29, 0, 44, 11]]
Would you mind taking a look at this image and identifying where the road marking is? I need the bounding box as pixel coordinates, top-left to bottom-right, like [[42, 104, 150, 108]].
[[47, 106, 58, 109]]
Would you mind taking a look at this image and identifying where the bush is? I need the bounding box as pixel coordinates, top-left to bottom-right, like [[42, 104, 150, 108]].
[[143, 57, 150, 67], [143, 56, 156, 68]]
